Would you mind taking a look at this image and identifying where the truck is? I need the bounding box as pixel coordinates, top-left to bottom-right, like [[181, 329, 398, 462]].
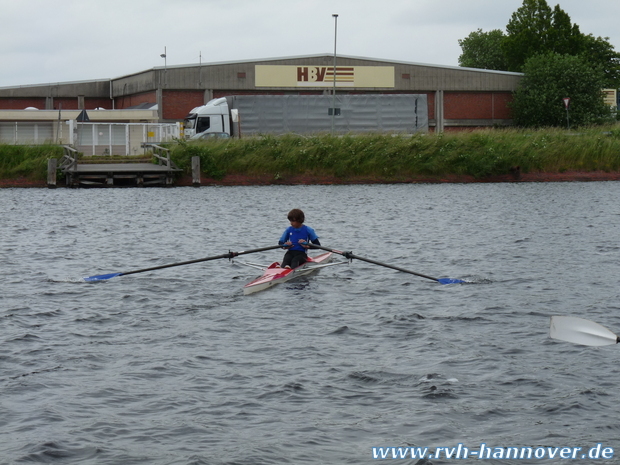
[[183, 94, 428, 138]]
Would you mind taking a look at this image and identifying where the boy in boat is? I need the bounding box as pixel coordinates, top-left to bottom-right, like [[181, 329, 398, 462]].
[[278, 208, 321, 269]]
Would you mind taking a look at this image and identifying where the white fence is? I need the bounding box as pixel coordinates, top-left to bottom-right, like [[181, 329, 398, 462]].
[[0, 122, 56, 144], [0, 121, 181, 156]]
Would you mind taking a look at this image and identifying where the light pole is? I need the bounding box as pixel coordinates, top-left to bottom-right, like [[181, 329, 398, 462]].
[[331, 14, 338, 135], [160, 46, 167, 87]]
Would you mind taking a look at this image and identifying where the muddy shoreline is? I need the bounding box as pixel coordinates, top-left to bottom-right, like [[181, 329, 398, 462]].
[[2, 170, 620, 188]]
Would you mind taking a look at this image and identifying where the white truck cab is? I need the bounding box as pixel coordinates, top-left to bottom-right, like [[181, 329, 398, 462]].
[[183, 97, 231, 138]]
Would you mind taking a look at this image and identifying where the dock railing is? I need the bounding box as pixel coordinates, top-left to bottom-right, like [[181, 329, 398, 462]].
[[48, 145, 79, 188], [58, 145, 79, 171], [143, 143, 178, 170]]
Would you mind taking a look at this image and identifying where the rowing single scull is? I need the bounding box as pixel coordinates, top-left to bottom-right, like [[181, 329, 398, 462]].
[[242, 252, 339, 294]]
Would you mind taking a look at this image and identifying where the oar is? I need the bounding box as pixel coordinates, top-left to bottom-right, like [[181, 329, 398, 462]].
[[549, 316, 619, 347], [83, 245, 283, 282], [308, 244, 464, 284]]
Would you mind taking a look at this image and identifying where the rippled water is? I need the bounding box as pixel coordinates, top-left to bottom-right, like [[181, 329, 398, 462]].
[[1, 183, 619, 464]]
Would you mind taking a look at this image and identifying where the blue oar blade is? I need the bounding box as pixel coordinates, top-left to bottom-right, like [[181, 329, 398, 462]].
[[83, 272, 122, 282], [437, 278, 465, 285]]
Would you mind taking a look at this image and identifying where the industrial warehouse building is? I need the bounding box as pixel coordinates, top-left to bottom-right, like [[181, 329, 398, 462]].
[[0, 54, 523, 152]]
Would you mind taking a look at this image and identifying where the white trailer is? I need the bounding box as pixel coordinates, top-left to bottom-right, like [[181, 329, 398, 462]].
[[183, 94, 428, 138]]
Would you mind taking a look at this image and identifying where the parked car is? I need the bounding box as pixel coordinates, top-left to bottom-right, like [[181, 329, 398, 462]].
[[189, 131, 230, 141]]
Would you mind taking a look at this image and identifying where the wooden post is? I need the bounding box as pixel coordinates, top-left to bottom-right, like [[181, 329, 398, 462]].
[[47, 158, 57, 188], [192, 156, 201, 187]]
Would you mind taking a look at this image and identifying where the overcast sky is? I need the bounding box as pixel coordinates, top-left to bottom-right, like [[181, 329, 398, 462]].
[[2, 0, 620, 88]]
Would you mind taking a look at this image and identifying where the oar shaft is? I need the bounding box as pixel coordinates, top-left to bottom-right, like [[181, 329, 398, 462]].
[[309, 244, 439, 282], [119, 245, 282, 277], [120, 253, 232, 276]]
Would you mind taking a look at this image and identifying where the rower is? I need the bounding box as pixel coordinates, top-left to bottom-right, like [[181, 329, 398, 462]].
[[278, 208, 321, 269]]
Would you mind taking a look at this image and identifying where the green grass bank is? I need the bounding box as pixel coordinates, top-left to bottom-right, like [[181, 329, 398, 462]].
[[0, 144, 63, 181], [2, 128, 620, 185]]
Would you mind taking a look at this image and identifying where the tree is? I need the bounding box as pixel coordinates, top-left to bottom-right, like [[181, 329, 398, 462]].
[[503, 0, 578, 72], [547, 5, 583, 55], [511, 52, 611, 127], [458, 0, 620, 126], [459, 0, 620, 84], [579, 34, 620, 88], [458, 29, 508, 70]]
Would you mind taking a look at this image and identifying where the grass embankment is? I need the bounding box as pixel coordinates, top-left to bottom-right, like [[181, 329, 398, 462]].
[[170, 128, 620, 182], [0, 145, 63, 180], [2, 128, 620, 184]]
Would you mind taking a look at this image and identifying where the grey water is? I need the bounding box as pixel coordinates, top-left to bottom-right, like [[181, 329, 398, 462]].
[[1, 183, 619, 464]]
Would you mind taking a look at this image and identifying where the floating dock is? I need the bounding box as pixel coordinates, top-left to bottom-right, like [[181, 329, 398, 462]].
[[51, 145, 182, 187], [64, 162, 180, 187]]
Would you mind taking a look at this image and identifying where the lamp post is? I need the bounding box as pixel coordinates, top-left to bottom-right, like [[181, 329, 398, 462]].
[[331, 14, 338, 135], [160, 46, 167, 87]]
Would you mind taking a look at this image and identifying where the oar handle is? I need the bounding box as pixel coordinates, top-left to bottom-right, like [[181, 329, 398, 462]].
[[308, 244, 440, 282]]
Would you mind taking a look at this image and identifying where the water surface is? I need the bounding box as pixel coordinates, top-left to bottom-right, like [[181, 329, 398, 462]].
[[1, 183, 619, 464]]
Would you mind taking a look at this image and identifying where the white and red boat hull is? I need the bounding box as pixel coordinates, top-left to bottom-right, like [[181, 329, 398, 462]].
[[243, 252, 333, 295]]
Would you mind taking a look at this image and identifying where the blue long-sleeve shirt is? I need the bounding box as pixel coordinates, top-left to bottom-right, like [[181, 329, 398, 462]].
[[278, 225, 320, 252]]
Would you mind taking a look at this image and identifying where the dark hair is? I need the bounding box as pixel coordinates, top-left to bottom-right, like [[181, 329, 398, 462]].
[[287, 208, 305, 223]]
